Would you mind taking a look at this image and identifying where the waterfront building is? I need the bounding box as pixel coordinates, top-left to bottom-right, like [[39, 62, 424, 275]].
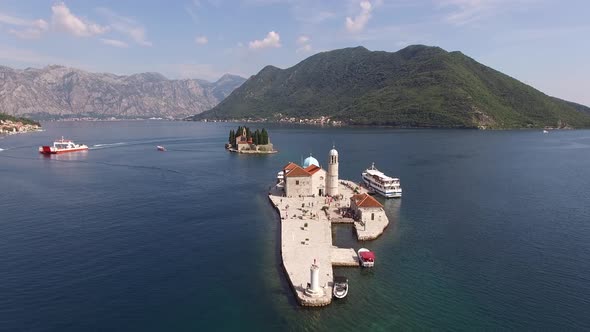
[[350, 193, 384, 223], [281, 148, 339, 197]]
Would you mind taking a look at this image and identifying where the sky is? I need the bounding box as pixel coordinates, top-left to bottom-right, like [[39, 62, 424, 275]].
[[0, 0, 589, 106]]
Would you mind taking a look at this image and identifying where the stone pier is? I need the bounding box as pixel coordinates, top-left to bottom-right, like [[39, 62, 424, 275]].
[[268, 180, 390, 306]]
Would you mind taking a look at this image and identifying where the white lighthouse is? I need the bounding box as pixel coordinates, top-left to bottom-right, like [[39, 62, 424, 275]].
[[326, 146, 339, 196], [304, 261, 323, 297]]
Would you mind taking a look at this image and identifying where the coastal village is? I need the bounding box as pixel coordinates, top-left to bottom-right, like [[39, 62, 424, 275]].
[[0, 119, 41, 135], [269, 147, 390, 306]]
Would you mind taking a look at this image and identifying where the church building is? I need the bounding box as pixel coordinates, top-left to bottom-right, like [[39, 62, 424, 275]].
[[279, 147, 339, 197]]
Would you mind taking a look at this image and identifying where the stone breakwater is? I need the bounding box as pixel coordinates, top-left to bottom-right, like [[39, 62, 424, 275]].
[[268, 180, 389, 306]]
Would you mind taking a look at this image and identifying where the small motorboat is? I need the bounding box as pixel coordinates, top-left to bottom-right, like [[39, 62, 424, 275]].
[[543, 130, 549, 134], [333, 276, 349, 299], [156, 145, 166, 151], [358, 248, 375, 268]]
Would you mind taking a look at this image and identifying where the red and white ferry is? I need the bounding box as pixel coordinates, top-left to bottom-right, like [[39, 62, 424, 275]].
[[39, 137, 89, 154]]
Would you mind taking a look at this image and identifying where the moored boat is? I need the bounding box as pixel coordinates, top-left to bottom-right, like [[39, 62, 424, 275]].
[[39, 137, 88, 154], [358, 248, 375, 268], [361, 162, 402, 198], [333, 276, 349, 299]]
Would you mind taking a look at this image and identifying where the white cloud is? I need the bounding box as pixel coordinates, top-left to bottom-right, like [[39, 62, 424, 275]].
[[296, 35, 312, 53], [9, 28, 43, 39], [296, 44, 312, 53], [436, 0, 536, 26], [51, 3, 108, 37], [346, 1, 374, 33], [195, 35, 208, 45], [296, 35, 310, 45], [100, 38, 129, 48], [96, 8, 152, 46], [249, 31, 281, 49], [0, 13, 48, 39]]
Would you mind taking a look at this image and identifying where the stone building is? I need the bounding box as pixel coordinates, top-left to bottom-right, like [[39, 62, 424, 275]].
[[280, 148, 339, 197], [350, 193, 384, 224], [234, 132, 273, 152]]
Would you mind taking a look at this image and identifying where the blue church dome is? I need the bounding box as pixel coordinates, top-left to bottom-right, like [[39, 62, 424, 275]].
[[303, 155, 320, 168]]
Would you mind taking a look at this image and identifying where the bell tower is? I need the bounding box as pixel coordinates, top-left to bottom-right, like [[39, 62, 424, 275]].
[[326, 146, 339, 196]]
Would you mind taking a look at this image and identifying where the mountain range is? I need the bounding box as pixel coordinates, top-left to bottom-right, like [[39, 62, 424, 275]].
[[0, 65, 246, 120], [192, 45, 590, 129]]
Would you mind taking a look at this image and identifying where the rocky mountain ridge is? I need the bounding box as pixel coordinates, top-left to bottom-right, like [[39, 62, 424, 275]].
[[0, 65, 246, 120]]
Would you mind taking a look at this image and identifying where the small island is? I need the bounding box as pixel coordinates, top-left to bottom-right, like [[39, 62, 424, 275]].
[[226, 126, 277, 154]]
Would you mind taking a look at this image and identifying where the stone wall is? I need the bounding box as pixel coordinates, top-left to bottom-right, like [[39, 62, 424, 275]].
[[285, 176, 312, 197]]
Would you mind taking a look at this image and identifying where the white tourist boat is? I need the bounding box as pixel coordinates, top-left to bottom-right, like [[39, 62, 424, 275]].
[[361, 163, 402, 198], [358, 248, 375, 268], [333, 276, 349, 299], [39, 137, 88, 154]]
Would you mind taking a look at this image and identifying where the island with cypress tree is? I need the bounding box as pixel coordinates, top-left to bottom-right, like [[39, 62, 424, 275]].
[[226, 126, 277, 154]]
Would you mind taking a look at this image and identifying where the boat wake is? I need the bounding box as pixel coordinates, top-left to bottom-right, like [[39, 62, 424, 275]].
[[91, 142, 127, 149]]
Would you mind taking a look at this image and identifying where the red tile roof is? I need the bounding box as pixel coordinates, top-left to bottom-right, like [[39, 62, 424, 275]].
[[304, 164, 322, 175], [285, 165, 311, 177], [351, 193, 383, 208], [283, 162, 298, 171]]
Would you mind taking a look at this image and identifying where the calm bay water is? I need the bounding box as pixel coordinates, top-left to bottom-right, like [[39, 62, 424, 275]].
[[1, 121, 590, 331]]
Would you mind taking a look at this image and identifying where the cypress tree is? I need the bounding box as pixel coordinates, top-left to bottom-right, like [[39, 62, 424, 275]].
[[246, 127, 251, 141], [229, 129, 235, 144], [261, 128, 269, 144], [253, 129, 259, 145]]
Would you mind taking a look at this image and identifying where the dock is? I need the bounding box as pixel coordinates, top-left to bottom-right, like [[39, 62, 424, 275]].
[[268, 180, 389, 306]]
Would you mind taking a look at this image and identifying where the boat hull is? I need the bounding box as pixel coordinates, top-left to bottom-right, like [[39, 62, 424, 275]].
[[39, 146, 89, 154], [362, 176, 402, 198], [333, 286, 348, 299], [358, 248, 375, 268]]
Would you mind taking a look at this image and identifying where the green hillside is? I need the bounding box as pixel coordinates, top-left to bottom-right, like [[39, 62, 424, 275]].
[[0, 113, 40, 126], [192, 45, 590, 129]]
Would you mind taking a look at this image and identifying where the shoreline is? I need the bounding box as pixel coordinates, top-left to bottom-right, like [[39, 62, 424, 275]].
[[227, 148, 278, 154]]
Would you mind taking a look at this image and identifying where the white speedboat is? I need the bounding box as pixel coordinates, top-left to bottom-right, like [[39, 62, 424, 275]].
[[358, 248, 375, 268], [333, 276, 349, 299], [39, 137, 88, 154], [156, 145, 166, 151], [543, 130, 549, 134], [362, 163, 402, 198]]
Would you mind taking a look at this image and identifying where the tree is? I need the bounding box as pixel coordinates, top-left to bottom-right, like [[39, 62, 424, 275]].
[[246, 127, 251, 141], [253, 129, 259, 145], [261, 128, 269, 144], [254, 129, 261, 145], [229, 129, 235, 144]]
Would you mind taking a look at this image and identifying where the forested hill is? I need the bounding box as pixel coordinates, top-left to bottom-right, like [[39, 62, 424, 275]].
[[192, 45, 590, 129]]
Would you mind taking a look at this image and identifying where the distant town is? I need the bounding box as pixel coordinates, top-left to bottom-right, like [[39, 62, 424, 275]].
[[203, 115, 344, 126], [0, 119, 41, 135]]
